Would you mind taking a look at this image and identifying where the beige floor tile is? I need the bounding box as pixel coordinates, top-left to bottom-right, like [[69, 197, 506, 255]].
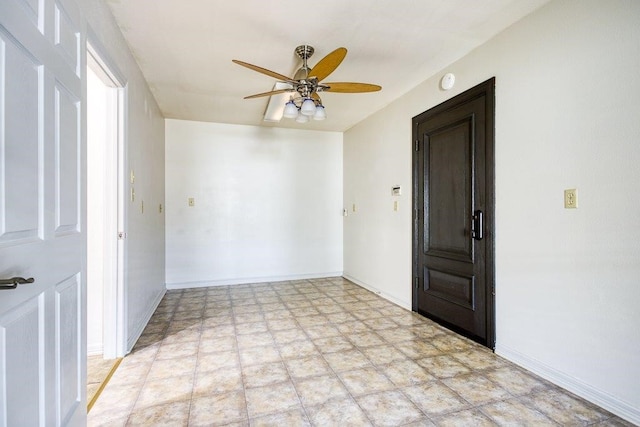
[[430, 334, 475, 353], [379, 359, 435, 387], [235, 321, 269, 335], [234, 313, 266, 324], [362, 317, 398, 330], [134, 375, 193, 410], [242, 361, 289, 388], [417, 355, 471, 378], [307, 397, 373, 427], [338, 366, 395, 396], [236, 332, 275, 349], [376, 328, 423, 344], [146, 357, 196, 380], [266, 318, 298, 331], [89, 278, 621, 427], [239, 344, 281, 366], [303, 324, 341, 339], [346, 331, 385, 348], [155, 340, 199, 360], [272, 328, 308, 345], [323, 349, 372, 372], [356, 390, 425, 426], [335, 320, 374, 334], [89, 382, 140, 419], [285, 355, 332, 379], [106, 359, 149, 387], [361, 345, 408, 365], [394, 340, 443, 359], [197, 349, 240, 372], [450, 348, 508, 371], [250, 408, 311, 427], [485, 366, 548, 395], [263, 309, 294, 321], [278, 340, 320, 359], [325, 311, 357, 323], [480, 398, 557, 426], [125, 399, 190, 426], [442, 373, 512, 405], [313, 335, 354, 353], [200, 323, 235, 338], [432, 408, 495, 427], [198, 335, 237, 353], [244, 381, 300, 418], [521, 389, 612, 425], [404, 381, 470, 416], [293, 374, 349, 407], [88, 414, 129, 427], [189, 391, 248, 426], [193, 366, 243, 396]]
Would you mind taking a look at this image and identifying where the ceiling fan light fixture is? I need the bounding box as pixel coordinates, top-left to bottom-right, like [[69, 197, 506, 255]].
[[300, 98, 316, 116], [295, 112, 309, 123], [283, 100, 299, 119], [313, 105, 326, 121]]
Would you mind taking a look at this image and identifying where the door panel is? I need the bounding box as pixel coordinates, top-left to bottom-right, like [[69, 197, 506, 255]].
[[413, 78, 495, 348], [0, 0, 86, 424]]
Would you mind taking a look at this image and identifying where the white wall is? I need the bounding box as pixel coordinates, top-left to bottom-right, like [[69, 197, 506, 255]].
[[79, 0, 166, 352], [165, 120, 343, 288], [343, 0, 640, 423]]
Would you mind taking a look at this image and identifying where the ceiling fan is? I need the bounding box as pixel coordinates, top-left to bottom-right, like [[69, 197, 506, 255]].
[[232, 45, 381, 122]]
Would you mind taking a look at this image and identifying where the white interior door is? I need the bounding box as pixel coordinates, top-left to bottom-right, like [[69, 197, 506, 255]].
[[0, 0, 86, 425]]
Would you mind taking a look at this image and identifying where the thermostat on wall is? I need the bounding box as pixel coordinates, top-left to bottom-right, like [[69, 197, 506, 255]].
[[392, 186, 402, 196]]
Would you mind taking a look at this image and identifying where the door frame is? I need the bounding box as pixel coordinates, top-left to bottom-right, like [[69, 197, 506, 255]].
[[411, 77, 496, 348], [86, 34, 128, 358]]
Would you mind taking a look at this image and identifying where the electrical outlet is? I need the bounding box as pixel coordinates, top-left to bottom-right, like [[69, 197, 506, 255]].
[[564, 189, 578, 209]]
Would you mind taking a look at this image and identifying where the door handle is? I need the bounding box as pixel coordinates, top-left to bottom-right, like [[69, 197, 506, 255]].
[[0, 277, 35, 290], [472, 210, 483, 240]]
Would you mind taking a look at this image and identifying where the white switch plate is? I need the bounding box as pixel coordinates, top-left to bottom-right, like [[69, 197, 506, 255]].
[[188, 197, 195, 207]]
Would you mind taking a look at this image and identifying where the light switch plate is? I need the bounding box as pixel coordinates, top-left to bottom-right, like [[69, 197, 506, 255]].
[[188, 197, 195, 207]]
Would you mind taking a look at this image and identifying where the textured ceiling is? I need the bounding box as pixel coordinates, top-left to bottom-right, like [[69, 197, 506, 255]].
[[105, 0, 550, 132]]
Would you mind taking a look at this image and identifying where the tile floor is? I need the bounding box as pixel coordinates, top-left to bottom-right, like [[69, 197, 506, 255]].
[[88, 355, 117, 404], [88, 277, 631, 426]]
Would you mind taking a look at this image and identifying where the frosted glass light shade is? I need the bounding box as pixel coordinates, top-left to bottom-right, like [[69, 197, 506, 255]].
[[300, 98, 316, 116], [295, 112, 309, 123], [313, 105, 326, 120], [283, 101, 298, 119]]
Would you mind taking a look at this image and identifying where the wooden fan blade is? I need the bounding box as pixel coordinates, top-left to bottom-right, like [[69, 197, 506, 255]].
[[323, 82, 382, 93], [308, 47, 347, 81], [244, 89, 293, 99], [311, 92, 322, 104], [232, 59, 294, 83]]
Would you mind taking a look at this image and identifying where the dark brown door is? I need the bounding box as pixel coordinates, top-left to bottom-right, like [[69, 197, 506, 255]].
[[412, 78, 495, 348]]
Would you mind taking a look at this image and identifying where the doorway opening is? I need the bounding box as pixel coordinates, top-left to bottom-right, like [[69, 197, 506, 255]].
[[86, 42, 126, 406]]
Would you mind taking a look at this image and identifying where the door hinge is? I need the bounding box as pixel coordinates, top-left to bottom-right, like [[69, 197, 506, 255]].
[[414, 208, 420, 220], [414, 277, 419, 289], [118, 231, 127, 240], [414, 140, 420, 151]]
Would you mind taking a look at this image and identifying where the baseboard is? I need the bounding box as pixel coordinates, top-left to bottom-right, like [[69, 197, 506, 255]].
[[343, 274, 412, 311], [87, 343, 102, 356], [166, 271, 344, 290], [126, 287, 166, 353], [495, 344, 640, 425]]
